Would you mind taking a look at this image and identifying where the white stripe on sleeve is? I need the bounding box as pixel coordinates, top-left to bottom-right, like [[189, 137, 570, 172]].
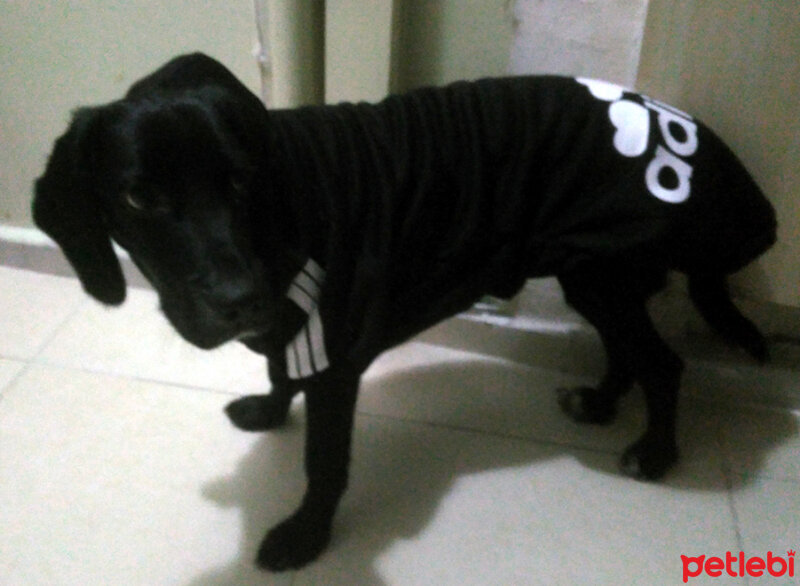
[[307, 308, 329, 372], [287, 283, 315, 314], [285, 257, 329, 380], [294, 328, 314, 378], [293, 271, 320, 301], [286, 343, 300, 379], [303, 258, 325, 283]]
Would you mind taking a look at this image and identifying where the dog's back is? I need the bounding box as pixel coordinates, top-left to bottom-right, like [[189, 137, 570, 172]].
[[268, 76, 776, 326]]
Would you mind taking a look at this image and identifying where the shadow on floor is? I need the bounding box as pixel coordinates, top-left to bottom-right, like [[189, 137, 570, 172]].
[[187, 358, 798, 585]]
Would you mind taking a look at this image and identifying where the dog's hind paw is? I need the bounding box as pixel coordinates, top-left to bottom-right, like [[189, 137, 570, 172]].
[[619, 437, 679, 480], [225, 394, 291, 431], [557, 386, 617, 425]]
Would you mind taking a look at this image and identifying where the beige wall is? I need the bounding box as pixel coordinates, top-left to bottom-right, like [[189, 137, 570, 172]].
[[638, 1, 800, 307], [261, 0, 324, 107], [0, 1, 259, 228], [392, 0, 513, 92], [325, 0, 397, 103], [509, 0, 648, 85], [316, 0, 514, 103]]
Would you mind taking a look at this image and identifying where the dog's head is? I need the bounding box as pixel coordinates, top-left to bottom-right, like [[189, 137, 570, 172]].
[[33, 53, 286, 349]]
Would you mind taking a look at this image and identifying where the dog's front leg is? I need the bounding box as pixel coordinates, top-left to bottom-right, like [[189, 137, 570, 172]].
[[226, 355, 296, 431], [257, 369, 360, 571]]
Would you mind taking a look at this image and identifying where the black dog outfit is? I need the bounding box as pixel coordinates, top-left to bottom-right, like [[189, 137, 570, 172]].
[[272, 76, 776, 380]]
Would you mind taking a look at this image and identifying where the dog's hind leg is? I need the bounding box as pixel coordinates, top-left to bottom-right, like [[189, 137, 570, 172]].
[[614, 302, 683, 479], [688, 272, 769, 362], [225, 355, 297, 431], [557, 263, 683, 479], [557, 269, 637, 425], [556, 309, 633, 425]]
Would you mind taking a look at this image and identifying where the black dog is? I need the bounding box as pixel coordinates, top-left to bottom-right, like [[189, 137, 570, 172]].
[[33, 53, 776, 571]]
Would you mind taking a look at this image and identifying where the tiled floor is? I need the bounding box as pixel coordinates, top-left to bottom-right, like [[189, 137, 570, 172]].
[[1, 264, 798, 585]]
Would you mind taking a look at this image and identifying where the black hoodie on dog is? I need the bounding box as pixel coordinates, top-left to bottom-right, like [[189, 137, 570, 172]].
[[263, 76, 776, 380]]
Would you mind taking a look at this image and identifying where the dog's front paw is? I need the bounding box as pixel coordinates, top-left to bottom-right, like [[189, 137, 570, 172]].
[[619, 436, 679, 480], [256, 512, 332, 572], [557, 386, 617, 425], [225, 394, 291, 431]]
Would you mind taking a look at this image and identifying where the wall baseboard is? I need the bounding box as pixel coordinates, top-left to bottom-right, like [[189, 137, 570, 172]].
[[0, 225, 148, 288], [420, 278, 800, 410]]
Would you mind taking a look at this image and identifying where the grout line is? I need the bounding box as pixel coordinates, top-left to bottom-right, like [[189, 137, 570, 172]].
[[0, 271, 85, 404], [354, 408, 625, 458], [26, 358, 257, 399], [29, 297, 90, 362], [0, 358, 35, 406], [721, 448, 747, 562]]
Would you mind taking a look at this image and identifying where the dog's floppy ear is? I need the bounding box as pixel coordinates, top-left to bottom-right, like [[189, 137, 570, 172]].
[[125, 53, 259, 103], [33, 108, 126, 305], [128, 53, 271, 158]]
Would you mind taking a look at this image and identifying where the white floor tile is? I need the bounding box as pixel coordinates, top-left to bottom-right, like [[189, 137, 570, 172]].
[[2, 264, 798, 585], [292, 416, 470, 584], [361, 343, 731, 482], [0, 358, 26, 393], [731, 478, 800, 584], [38, 287, 268, 394], [0, 267, 84, 359], [718, 406, 800, 482], [298, 427, 737, 585], [361, 342, 637, 453], [0, 365, 293, 586]]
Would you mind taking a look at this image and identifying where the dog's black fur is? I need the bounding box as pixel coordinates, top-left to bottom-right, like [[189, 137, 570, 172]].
[[33, 53, 776, 571]]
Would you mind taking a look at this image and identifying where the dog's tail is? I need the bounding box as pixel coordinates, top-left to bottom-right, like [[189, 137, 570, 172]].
[[687, 273, 768, 363]]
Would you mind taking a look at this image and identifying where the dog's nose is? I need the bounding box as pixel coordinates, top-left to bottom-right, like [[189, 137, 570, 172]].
[[213, 276, 257, 312], [195, 271, 262, 322]]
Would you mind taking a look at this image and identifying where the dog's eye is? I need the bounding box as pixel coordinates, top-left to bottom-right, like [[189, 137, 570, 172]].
[[124, 192, 147, 211], [123, 192, 171, 216]]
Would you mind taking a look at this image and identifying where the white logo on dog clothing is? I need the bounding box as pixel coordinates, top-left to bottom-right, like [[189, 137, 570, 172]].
[[576, 78, 699, 204]]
